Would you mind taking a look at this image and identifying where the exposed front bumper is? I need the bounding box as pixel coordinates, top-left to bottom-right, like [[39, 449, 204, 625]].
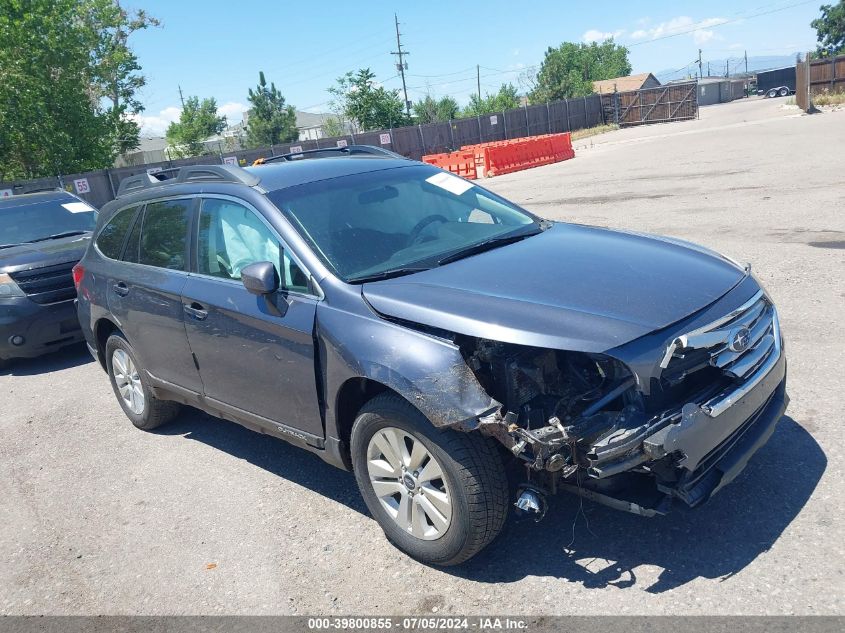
[[579, 336, 787, 513], [0, 297, 84, 360]]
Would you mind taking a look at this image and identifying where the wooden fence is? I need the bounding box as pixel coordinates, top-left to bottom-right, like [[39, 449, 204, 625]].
[[808, 53, 845, 95]]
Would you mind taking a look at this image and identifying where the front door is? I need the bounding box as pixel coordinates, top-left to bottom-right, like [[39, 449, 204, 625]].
[[181, 196, 323, 439]]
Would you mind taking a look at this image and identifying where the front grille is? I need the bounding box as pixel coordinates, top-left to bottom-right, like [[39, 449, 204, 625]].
[[9, 261, 78, 304], [660, 291, 778, 403]]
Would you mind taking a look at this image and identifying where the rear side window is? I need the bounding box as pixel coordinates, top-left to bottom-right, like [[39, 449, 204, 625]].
[[122, 207, 143, 263], [139, 199, 192, 270], [96, 207, 138, 259]]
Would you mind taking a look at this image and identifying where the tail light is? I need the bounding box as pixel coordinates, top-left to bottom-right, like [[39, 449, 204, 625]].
[[72, 263, 85, 290]]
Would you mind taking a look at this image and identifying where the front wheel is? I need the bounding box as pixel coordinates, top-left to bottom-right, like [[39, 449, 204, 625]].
[[767, 88, 778, 98], [351, 393, 509, 566]]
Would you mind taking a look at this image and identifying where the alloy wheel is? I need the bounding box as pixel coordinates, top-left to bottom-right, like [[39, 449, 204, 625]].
[[366, 426, 452, 540], [111, 348, 145, 415]]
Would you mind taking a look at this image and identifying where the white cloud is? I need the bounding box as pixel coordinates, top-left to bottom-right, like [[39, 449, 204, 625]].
[[512, 48, 520, 56], [216, 101, 248, 121], [629, 16, 726, 44], [582, 29, 625, 43], [131, 106, 181, 136], [694, 29, 716, 45], [131, 101, 247, 136]]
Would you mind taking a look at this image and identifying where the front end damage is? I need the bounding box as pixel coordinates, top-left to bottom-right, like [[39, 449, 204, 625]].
[[456, 289, 788, 517]]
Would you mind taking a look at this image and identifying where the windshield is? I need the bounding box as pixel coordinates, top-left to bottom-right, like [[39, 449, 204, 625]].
[[0, 196, 96, 247], [267, 165, 539, 282]]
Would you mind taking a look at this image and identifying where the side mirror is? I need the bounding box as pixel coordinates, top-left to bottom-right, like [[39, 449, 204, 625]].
[[241, 261, 279, 295]]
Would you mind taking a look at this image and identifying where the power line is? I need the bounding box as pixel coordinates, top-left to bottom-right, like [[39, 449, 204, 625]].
[[406, 67, 476, 78]]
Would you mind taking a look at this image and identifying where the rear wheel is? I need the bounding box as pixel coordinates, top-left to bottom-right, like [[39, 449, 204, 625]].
[[351, 393, 508, 566], [778, 87, 789, 97], [105, 333, 181, 430]]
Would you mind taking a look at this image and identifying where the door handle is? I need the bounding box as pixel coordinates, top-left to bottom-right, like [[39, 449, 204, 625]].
[[183, 302, 208, 321], [112, 282, 129, 297]]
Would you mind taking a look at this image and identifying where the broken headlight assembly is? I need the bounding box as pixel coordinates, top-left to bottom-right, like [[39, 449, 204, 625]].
[[460, 338, 642, 477]]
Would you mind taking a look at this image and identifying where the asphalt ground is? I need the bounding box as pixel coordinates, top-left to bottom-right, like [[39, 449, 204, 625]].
[[1, 97, 843, 615]]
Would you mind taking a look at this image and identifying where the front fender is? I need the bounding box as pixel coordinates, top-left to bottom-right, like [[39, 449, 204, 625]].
[[317, 304, 499, 436]]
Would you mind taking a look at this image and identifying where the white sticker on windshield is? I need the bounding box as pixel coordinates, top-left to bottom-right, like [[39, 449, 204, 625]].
[[62, 202, 95, 213], [425, 172, 474, 196]]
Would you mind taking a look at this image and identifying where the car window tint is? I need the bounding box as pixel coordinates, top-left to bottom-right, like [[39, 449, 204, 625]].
[[197, 198, 310, 293], [96, 206, 137, 259], [121, 205, 144, 263], [138, 199, 191, 271]]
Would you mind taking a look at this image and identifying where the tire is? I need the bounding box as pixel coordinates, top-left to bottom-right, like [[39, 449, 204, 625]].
[[350, 393, 508, 566], [105, 333, 181, 430], [778, 87, 789, 97], [767, 88, 778, 98]]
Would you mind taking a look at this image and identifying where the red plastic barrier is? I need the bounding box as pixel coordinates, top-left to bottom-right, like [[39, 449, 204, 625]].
[[422, 150, 477, 179], [424, 133, 574, 179], [481, 133, 574, 176]]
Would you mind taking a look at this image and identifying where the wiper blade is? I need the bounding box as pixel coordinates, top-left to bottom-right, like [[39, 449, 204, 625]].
[[26, 230, 90, 243], [436, 231, 539, 266], [349, 266, 430, 283]]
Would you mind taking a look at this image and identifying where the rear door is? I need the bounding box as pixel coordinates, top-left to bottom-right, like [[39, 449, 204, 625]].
[[105, 197, 202, 392], [181, 196, 323, 440]]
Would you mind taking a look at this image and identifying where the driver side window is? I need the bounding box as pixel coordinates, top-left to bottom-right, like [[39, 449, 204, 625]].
[[196, 198, 310, 294]]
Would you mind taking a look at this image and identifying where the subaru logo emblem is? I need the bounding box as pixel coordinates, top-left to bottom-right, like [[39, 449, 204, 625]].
[[728, 327, 751, 353]]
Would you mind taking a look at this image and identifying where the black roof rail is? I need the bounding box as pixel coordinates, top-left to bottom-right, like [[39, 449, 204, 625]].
[[116, 164, 261, 198], [259, 144, 405, 164]]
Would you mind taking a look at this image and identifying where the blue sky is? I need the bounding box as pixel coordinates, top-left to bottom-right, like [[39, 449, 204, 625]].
[[129, 0, 821, 135]]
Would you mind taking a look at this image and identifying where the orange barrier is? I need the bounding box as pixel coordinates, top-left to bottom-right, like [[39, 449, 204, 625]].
[[423, 133, 574, 179], [422, 150, 477, 179]]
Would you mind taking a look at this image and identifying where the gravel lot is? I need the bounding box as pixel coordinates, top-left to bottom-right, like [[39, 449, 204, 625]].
[[2, 98, 843, 616]]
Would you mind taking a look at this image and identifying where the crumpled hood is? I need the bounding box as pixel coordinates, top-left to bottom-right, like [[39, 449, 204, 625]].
[[362, 223, 746, 352]]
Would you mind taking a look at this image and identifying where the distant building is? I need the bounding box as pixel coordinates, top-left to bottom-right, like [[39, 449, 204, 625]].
[[592, 73, 661, 94]]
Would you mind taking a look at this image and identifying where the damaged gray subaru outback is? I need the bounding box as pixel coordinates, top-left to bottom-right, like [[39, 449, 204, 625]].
[[75, 147, 787, 566]]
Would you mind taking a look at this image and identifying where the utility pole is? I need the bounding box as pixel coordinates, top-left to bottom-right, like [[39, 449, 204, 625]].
[[707, 62, 711, 77], [178, 85, 185, 108], [725, 59, 729, 77], [744, 50, 748, 75], [698, 49, 703, 79], [391, 13, 411, 118], [477, 64, 481, 103]]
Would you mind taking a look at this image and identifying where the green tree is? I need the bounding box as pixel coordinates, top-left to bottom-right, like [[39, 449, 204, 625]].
[[461, 83, 521, 117], [165, 96, 227, 157], [329, 68, 408, 131], [85, 0, 159, 154], [245, 71, 298, 148], [413, 94, 459, 123], [811, 1, 845, 57], [0, 0, 150, 179], [529, 39, 632, 102], [321, 116, 348, 137]]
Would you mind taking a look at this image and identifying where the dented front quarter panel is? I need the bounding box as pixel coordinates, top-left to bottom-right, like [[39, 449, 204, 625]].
[[316, 298, 500, 440]]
